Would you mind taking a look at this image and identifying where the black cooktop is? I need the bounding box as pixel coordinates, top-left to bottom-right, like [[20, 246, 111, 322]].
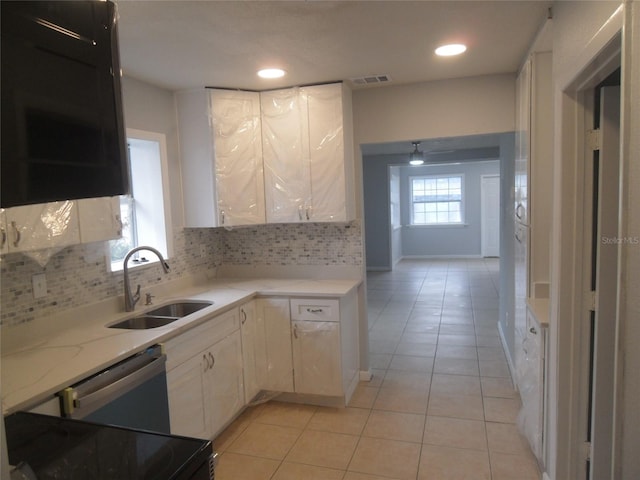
[[4, 412, 212, 480]]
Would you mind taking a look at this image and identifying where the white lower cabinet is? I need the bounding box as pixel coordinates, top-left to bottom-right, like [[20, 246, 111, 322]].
[[165, 308, 244, 440], [291, 320, 342, 396], [255, 298, 294, 393], [166, 291, 360, 440], [244, 295, 359, 403], [240, 300, 261, 403]]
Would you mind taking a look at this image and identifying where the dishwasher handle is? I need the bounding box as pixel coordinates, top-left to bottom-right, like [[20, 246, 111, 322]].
[[62, 354, 167, 418]]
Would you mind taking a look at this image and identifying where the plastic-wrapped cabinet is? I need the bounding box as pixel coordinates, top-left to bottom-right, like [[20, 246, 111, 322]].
[[261, 82, 355, 223], [4, 201, 80, 266], [177, 88, 265, 228]]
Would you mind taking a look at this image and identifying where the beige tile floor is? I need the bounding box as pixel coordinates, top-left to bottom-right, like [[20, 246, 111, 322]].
[[213, 259, 541, 480]]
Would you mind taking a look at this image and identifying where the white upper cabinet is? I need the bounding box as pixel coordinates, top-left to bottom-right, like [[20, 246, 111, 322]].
[[77, 197, 122, 244], [177, 89, 265, 228], [5, 201, 80, 254], [261, 88, 311, 223], [261, 82, 355, 223]]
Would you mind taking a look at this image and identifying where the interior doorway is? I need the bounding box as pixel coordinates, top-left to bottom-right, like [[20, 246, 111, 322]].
[[481, 174, 501, 257]]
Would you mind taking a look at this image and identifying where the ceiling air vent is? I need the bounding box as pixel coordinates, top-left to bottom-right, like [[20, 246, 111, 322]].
[[350, 74, 392, 86]]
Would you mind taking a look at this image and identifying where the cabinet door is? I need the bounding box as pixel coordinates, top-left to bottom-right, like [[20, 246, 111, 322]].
[[6, 200, 80, 253], [292, 320, 342, 396], [176, 89, 218, 228], [210, 90, 265, 227], [0, 209, 8, 254], [261, 88, 311, 223], [256, 298, 294, 392], [209, 330, 245, 437], [167, 352, 209, 439], [240, 300, 262, 403], [77, 196, 122, 243], [304, 83, 348, 222]]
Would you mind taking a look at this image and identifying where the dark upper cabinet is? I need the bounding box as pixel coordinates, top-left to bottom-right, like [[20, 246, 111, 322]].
[[1, 0, 129, 208]]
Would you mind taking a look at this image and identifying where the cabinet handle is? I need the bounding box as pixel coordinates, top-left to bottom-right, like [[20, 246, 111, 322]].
[[203, 353, 209, 372], [209, 352, 215, 368], [1, 226, 5, 249], [515, 231, 522, 243], [529, 327, 538, 335], [241, 308, 247, 325], [515, 203, 525, 220], [298, 205, 303, 221], [220, 210, 225, 225], [305, 206, 311, 220], [306, 308, 323, 313], [293, 324, 298, 339], [11, 221, 20, 248]]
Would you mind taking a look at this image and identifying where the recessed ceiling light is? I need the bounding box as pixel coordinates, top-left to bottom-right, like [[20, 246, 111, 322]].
[[257, 68, 286, 79], [435, 44, 467, 57]]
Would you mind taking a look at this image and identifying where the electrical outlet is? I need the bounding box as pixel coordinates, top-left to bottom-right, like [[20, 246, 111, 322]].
[[32, 273, 47, 299], [200, 244, 207, 257]]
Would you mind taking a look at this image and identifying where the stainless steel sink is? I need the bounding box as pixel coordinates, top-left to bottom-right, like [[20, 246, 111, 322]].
[[108, 315, 179, 330], [146, 301, 213, 318], [108, 301, 213, 330]]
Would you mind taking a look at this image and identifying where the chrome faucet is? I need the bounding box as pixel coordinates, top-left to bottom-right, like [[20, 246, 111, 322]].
[[123, 246, 170, 312]]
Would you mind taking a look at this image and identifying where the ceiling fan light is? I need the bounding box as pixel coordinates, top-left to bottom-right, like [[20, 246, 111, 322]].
[[409, 142, 425, 165]]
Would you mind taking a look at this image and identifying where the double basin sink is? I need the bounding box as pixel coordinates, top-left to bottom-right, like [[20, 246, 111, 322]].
[[108, 301, 213, 330]]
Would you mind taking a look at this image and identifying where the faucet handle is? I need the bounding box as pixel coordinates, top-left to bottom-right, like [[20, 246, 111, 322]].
[[145, 292, 155, 305]]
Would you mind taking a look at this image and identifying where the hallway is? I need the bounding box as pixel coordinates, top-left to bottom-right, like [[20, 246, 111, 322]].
[[214, 259, 540, 479]]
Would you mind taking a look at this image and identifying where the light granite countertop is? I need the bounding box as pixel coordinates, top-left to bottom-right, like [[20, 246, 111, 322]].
[[1, 276, 361, 415]]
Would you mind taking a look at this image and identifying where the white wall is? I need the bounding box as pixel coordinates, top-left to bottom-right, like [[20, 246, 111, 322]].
[[352, 74, 516, 216], [121, 77, 184, 229], [400, 161, 500, 257]]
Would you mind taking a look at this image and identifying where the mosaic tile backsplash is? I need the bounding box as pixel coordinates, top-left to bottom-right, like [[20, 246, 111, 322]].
[[0, 221, 362, 326]]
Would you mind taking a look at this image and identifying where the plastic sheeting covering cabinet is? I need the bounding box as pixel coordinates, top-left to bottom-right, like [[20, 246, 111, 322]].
[[516, 311, 544, 462], [177, 88, 265, 228], [3, 201, 80, 266], [261, 82, 354, 223], [210, 89, 265, 227]]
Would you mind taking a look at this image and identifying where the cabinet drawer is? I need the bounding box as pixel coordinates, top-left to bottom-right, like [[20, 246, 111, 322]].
[[165, 308, 239, 370], [290, 298, 339, 322]]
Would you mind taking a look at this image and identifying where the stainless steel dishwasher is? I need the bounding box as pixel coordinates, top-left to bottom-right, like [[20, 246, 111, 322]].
[[58, 344, 171, 434]]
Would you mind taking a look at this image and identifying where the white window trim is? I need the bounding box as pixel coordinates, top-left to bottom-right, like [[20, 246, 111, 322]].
[[107, 128, 173, 273], [409, 173, 465, 226]]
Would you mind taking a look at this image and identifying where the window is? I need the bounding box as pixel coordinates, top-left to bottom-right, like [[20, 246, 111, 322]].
[[410, 174, 463, 225], [109, 129, 172, 271]]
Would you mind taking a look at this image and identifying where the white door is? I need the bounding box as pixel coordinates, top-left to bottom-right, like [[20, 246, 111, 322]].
[[481, 175, 500, 257]]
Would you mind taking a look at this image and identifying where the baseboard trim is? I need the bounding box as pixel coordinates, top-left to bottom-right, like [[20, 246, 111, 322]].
[[359, 370, 372, 381]]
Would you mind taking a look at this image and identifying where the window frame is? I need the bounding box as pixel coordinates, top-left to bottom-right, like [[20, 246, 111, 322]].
[[108, 128, 173, 272], [409, 173, 465, 226]]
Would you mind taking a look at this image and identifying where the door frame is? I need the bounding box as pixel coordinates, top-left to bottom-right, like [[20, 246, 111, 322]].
[[549, 7, 624, 480], [480, 174, 501, 257]]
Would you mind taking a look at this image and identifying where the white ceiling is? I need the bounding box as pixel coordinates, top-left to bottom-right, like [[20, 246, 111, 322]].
[[115, 1, 552, 157], [115, 0, 552, 92]]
